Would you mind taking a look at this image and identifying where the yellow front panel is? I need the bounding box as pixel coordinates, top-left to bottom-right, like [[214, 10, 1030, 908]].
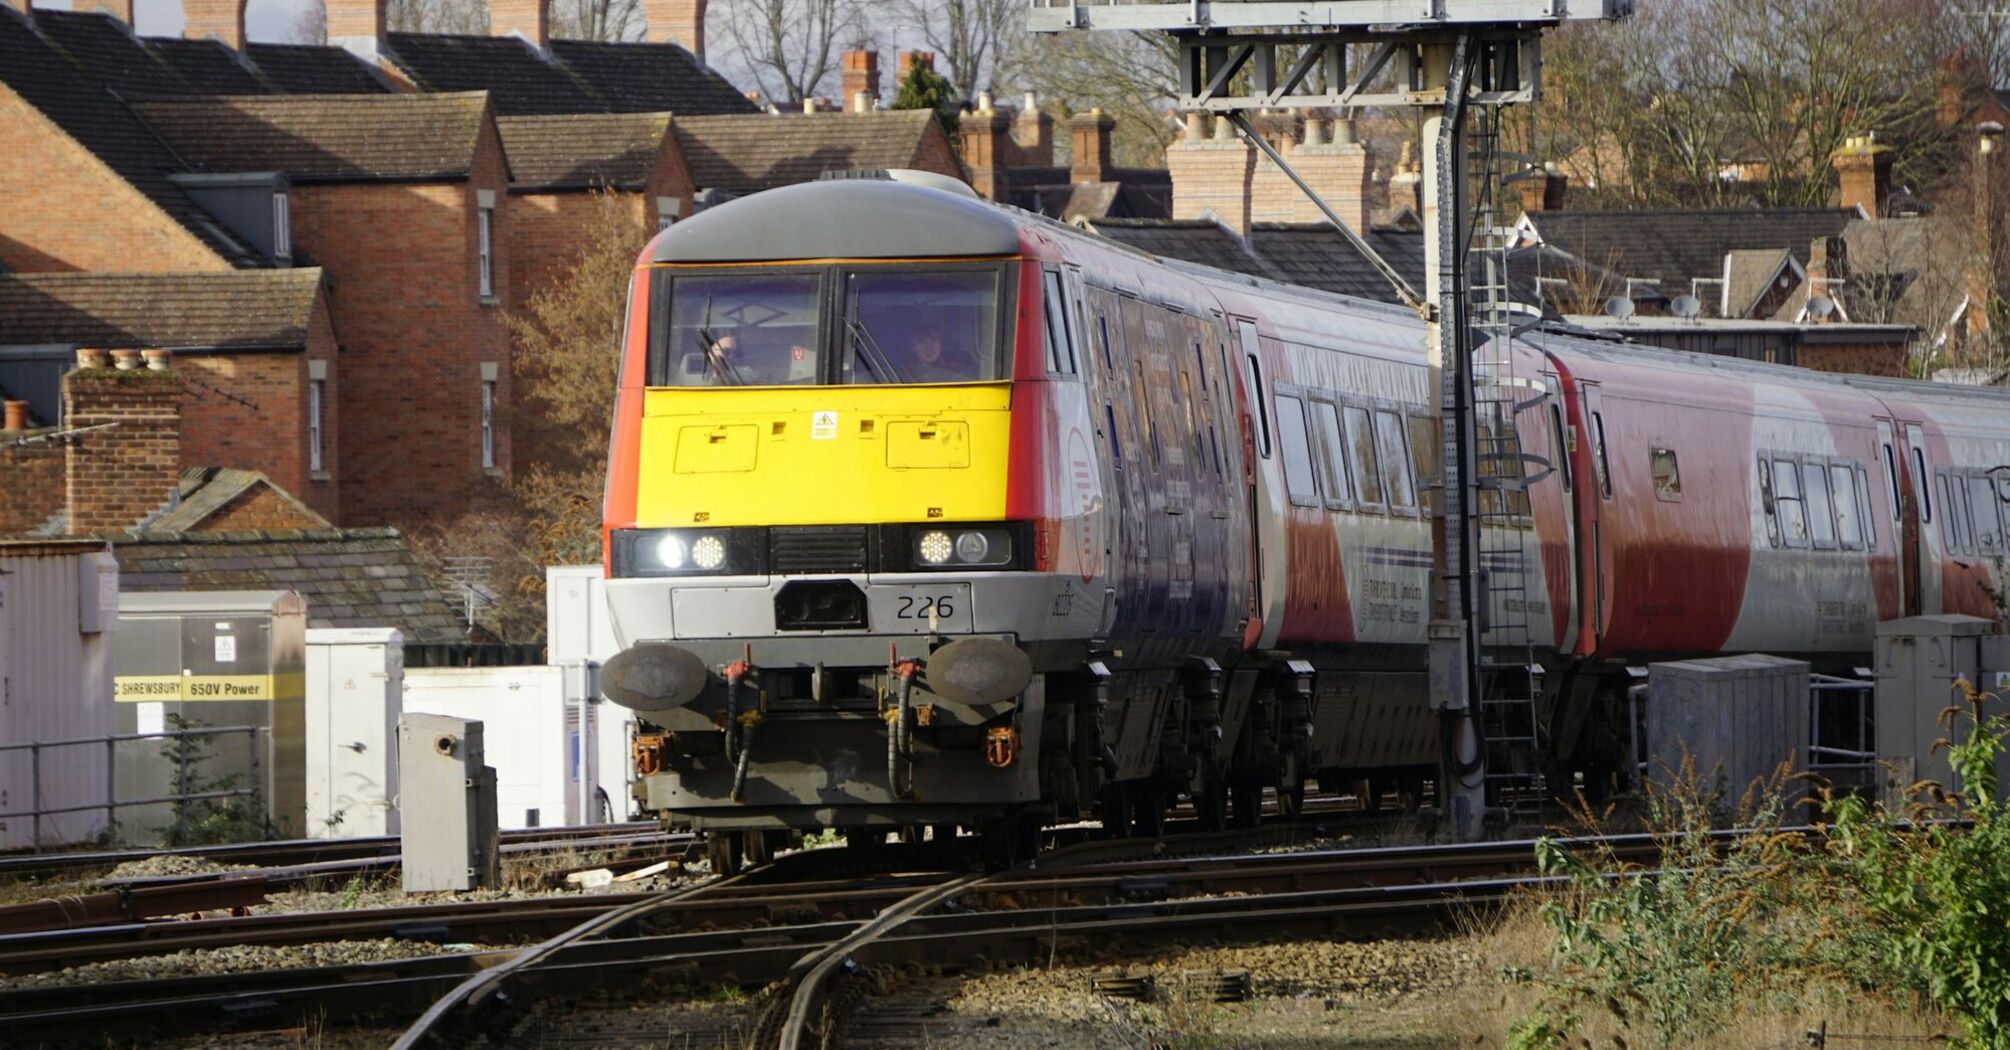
[[636, 384, 1013, 527]]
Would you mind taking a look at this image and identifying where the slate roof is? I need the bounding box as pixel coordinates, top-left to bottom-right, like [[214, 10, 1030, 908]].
[[150, 467, 330, 533], [0, 270, 323, 351], [0, 9, 268, 267], [1522, 208, 1859, 293], [1007, 170, 1172, 221], [113, 528, 466, 643], [1087, 218, 1282, 281], [382, 33, 756, 117], [1723, 248, 1799, 318], [497, 112, 670, 190], [144, 36, 265, 92], [672, 111, 946, 193], [1247, 223, 1427, 303], [244, 43, 395, 94], [131, 93, 494, 182]]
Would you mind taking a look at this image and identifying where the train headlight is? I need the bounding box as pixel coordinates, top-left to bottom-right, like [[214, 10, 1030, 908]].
[[917, 530, 954, 565], [612, 528, 764, 577], [954, 530, 991, 563]]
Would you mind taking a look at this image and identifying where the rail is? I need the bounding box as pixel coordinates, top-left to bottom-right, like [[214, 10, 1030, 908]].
[[0, 725, 268, 852]]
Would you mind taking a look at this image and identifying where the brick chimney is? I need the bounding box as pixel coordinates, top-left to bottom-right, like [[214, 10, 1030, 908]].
[[328, 0, 388, 61], [1068, 108, 1115, 184], [492, 0, 548, 47], [182, 0, 246, 48], [1515, 162, 1568, 214], [959, 93, 1011, 201], [1388, 140, 1421, 215], [898, 50, 935, 81], [644, 0, 704, 61], [1833, 133, 1895, 218], [1010, 91, 1054, 167], [63, 349, 184, 536], [1167, 110, 1256, 234], [1249, 115, 1372, 231], [841, 50, 880, 109]]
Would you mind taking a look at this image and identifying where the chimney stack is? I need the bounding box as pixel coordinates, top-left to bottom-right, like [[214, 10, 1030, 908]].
[[1832, 132, 1895, 218], [959, 92, 1012, 201], [1515, 162, 1568, 214], [841, 50, 880, 108], [897, 50, 934, 83], [1010, 91, 1055, 167], [63, 349, 184, 536], [1167, 110, 1256, 234], [1068, 107, 1115, 184], [491, 0, 549, 48], [328, 0, 388, 61], [182, 0, 247, 49], [3, 400, 26, 432], [644, 0, 705, 62]]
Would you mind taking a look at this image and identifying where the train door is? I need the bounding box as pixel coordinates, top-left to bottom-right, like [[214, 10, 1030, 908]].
[[1579, 382, 1613, 650], [1895, 419, 1941, 614], [1540, 370, 1579, 650], [1235, 317, 1284, 647], [1873, 419, 1921, 616]]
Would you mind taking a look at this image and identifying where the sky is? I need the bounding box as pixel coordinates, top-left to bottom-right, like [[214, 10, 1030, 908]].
[[35, 0, 304, 43]]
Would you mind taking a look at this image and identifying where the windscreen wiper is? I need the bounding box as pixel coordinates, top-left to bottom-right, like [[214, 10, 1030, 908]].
[[846, 318, 902, 384], [697, 297, 747, 386]]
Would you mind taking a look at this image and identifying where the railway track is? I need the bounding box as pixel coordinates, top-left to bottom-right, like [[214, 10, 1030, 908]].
[[0, 826, 1597, 1047]]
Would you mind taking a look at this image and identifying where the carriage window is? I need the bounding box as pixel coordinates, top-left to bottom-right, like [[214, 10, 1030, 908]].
[[1938, 474, 1959, 550], [843, 270, 1001, 384], [1858, 466, 1877, 549], [1238, 322, 1270, 459], [1651, 447, 1681, 500], [1831, 464, 1863, 549], [1375, 410, 1416, 510], [1969, 474, 2002, 554], [1408, 414, 1438, 512], [1591, 411, 1612, 500], [1804, 461, 1837, 549], [1344, 405, 1384, 506], [1274, 394, 1319, 507], [1313, 401, 1352, 507], [658, 272, 822, 386], [1041, 271, 1072, 374], [1907, 424, 1932, 523], [1549, 404, 1572, 491], [1947, 474, 1975, 553], [1758, 458, 1781, 548], [1773, 458, 1808, 547]]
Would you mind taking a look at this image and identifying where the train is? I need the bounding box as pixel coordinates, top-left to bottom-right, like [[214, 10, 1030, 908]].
[[595, 174, 2010, 871]]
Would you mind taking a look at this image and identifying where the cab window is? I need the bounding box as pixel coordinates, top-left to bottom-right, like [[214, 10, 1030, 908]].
[[656, 272, 822, 386], [843, 270, 1001, 384]]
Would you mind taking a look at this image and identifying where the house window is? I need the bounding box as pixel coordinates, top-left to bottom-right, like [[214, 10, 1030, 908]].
[[477, 205, 494, 299], [308, 378, 324, 473], [272, 192, 292, 260], [480, 378, 496, 470]]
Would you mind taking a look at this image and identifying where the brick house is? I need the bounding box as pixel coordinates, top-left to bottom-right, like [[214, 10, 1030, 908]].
[[0, 270, 341, 520], [1163, 110, 1374, 235]]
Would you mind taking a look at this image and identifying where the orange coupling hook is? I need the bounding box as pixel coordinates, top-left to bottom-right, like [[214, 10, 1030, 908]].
[[632, 733, 667, 777], [984, 725, 1021, 769], [893, 658, 922, 681]]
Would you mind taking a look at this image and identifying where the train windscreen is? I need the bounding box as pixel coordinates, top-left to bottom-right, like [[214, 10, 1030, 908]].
[[648, 264, 1006, 387]]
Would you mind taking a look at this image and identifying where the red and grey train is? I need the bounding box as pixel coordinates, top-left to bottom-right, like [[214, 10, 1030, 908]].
[[596, 176, 2009, 868]]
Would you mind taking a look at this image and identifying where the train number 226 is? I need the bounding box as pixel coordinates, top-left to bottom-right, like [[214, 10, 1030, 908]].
[[895, 594, 955, 620]]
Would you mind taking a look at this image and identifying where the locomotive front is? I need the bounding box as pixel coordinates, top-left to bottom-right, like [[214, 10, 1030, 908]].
[[598, 179, 1086, 867]]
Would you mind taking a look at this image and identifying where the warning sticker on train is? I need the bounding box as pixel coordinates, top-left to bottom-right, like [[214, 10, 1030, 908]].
[[812, 411, 838, 439]]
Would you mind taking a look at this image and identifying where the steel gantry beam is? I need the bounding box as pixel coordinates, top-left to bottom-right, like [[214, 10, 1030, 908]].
[[1176, 31, 1536, 112]]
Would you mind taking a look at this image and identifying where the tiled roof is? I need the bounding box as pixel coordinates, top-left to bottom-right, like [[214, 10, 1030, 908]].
[[1523, 208, 1859, 292], [29, 9, 189, 95], [144, 36, 264, 93], [0, 270, 323, 350], [386, 33, 603, 115], [131, 92, 493, 181], [547, 38, 756, 115], [672, 111, 942, 193], [1009, 170, 1172, 221], [1087, 218, 1282, 281], [0, 9, 268, 267], [1723, 248, 1797, 318], [113, 528, 466, 643], [497, 112, 670, 190], [151, 467, 331, 533], [244, 43, 393, 94], [1248, 223, 1427, 303]]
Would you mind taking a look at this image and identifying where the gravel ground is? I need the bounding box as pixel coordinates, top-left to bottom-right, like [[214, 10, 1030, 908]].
[[104, 855, 255, 880], [873, 937, 1485, 1050], [0, 937, 510, 991]]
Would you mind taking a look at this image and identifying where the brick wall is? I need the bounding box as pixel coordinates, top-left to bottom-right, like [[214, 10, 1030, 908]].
[[1167, 113, 1371, 235], [287, 115, 511, 526], [0, 84, 228, 274], [64, 365, 184, 535], [1798, 341, 1908, 377], [0, 441, 65, 536], [199, 485, 328, 531], [1168, 121, 1256, 234], [958, 109, 1011, 201], [911, 118, 964, 183]]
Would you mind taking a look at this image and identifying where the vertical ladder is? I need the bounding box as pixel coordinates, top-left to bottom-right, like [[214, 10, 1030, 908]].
[[1462, 105, 1550, 815]]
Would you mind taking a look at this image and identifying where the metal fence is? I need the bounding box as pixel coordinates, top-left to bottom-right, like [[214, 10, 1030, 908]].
[[1808, 674, 1877, 794], [0, 724, 269, 851]]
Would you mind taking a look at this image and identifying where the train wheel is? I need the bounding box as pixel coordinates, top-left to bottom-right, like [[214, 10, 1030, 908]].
[[1278, 780, 1307, 820], [1195, 777, 1229, 832], [1229, 773, 1263, 828], [744, 829, 784, 867], [706, 832, 743, 877], [1131, 785, 1168, 838], [1098, 783, 1132, 838]]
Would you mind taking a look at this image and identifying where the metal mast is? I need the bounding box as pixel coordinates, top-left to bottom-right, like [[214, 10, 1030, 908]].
[[1030, 0, 1630, 840]]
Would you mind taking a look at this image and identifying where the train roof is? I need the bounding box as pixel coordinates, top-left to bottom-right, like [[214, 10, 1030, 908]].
[[652, 180, 1023, 263]]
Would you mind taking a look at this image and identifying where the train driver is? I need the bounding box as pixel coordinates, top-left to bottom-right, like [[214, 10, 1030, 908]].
[[895, 320, 978, 383]]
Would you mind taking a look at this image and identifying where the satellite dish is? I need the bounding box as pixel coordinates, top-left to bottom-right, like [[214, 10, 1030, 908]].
[[1671, 294, 1702, 320], [1808, 295, 1836, 320], [1603, 296, 1635, 320]]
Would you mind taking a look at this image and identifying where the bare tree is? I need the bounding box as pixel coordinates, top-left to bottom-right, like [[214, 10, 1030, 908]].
[[1008, 30, 1180, 167], [291, 0, 328, 44], [552, 0, 646, 41], [712, 0, 856, 104], [886, 0, 1023, 97]]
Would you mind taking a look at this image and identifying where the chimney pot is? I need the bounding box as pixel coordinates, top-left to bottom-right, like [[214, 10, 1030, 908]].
[[1023, 91, 1038, 112], [111, 349, 141, 371], [978, 90, 994, 114], [852, 91, 872, 113], [802, 97, 817, 114], [142, 349, 172, 372], [3, 400, 27, 432], [1302, 115, 1328, 148], [76, 348, 110, 370], [1183, 110, 1207, 140]]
